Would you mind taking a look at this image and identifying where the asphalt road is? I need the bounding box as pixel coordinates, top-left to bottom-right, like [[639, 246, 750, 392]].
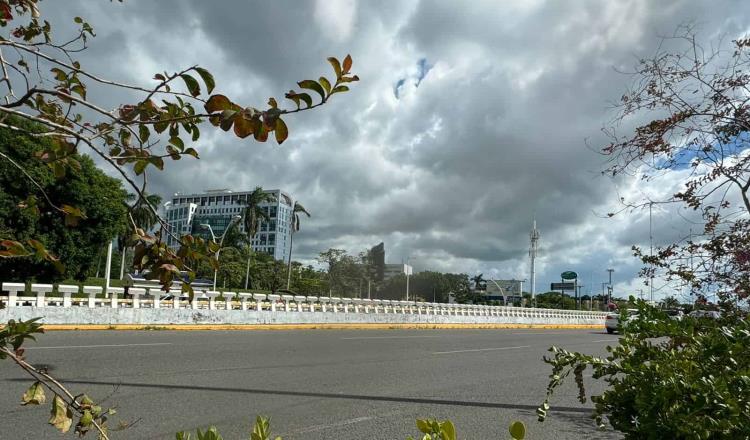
[[0, 329, 622, 439]]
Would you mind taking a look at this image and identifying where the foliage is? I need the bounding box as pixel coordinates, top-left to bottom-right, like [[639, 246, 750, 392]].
[[538, 301, 750, 439], [0, 0, 357, 295], [317, 248, 363, 296], [0, 118, 129, 281], [2, 318, 120, 439], [539, 29, 750, 439], [286, 201, 310, 290]]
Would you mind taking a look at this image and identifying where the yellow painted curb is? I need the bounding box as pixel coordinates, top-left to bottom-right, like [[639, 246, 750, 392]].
[[38, 323, 604, 331]]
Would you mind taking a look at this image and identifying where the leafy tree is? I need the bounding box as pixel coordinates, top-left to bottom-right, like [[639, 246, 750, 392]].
[[240, 187, 275, 289], [286, 200, 310, 290], [117, 192, 162, 279], [470, 273, 486, 291], [539, 30, 750, 438], [0, 0, 358, 295], [0, 118, 128, 281]]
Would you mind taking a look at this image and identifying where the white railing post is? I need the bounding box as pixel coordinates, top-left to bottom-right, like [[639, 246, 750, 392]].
[[31, 283, 52, 307], [293, 295, 306, 312], [253, 293, 265, 311], [267, 294, 280, 312], [318, 297, 329, 312], [173, 293, 182, 309], [57, 285, 78, 308], [82, 286, 100, 308], [282, 294, 294, 312], [129, 288, 145, 309], [363, 299, 371, 314], [330, 297, 341, 313], [205, 291, 219, 310], [223, 292, 236, 310], [150, 289, 160, 309], [238, 293, 251, 310], [2, 282, 25, 308], [108, 287, 123, 309]]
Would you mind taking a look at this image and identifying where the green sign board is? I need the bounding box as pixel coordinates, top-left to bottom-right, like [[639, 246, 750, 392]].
[[561, 271, 578, 280]]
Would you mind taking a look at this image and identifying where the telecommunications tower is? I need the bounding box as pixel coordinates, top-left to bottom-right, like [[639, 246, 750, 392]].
[[529, 218, 540, 303]]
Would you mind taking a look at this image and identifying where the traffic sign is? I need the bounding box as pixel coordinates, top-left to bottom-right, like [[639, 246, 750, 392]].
[[561, 271, 578, 280]]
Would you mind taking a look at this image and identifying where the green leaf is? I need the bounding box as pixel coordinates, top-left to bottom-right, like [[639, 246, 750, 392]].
[[194, 67, 215, 94], [509, 420, 526, 439], [330, 85, 349, 94], [298, 80, 326, 101], [319, 76, 332, 94], [169, 136, 185, 150], [48, 395, 73, 433], [416, 419, 431, 434], [205, 94, 233, 113], [134, 160, 148, 175], [184, 147, 199, 158], [297, 92, 313, 108], [139, 124, 150, 143], [275, 118, 288, 144], [21, 381, 46, 405], [180, 74, 201, 97], [327, 57, 342, 79], [440, 420, 456, 440]]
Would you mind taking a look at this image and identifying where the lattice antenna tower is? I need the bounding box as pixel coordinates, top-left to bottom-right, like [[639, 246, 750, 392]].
[[529, 217, 540, 302]]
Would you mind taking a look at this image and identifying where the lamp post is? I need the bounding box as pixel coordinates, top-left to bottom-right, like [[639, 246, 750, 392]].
[[606, 268, 614, 305], [201, 215, 241, 291], [405, 258, 413, 301]]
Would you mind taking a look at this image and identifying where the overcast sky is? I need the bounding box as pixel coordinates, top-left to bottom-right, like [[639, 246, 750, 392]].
[[45, 1, 750, 300]]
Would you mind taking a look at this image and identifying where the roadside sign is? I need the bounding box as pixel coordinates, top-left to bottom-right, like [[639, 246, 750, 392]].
[[551, 282, 575, 291], [561, 271, 577, 280]]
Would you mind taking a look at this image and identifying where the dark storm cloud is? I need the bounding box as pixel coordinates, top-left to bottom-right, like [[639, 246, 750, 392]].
[[43, 0, 750, 297]]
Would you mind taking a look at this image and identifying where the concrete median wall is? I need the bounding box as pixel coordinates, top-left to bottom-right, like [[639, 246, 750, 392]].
[[0, 306, 605, 326]]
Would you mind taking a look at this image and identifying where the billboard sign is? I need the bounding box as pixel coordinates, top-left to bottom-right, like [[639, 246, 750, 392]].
[[551, 282, 575, 291]]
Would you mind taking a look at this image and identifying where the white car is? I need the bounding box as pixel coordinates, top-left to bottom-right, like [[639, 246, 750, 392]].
[[604, 309, 638, 334], [688, 310, 721, 319]]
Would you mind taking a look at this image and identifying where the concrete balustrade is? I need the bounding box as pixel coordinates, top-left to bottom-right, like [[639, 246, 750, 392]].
[[0, 281, 608, 326]]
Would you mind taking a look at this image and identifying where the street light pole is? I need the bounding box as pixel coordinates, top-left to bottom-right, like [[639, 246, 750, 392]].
[[607, 268, 614, 305], [202, 215, 241, 291]]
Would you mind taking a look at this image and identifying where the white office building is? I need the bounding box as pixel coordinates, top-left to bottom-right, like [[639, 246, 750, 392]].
[[164, 188, 294, 261]]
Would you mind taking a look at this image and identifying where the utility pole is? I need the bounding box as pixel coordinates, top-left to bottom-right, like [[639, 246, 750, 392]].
[[607, 268, 614, 305], [529, 218, 540, 307]]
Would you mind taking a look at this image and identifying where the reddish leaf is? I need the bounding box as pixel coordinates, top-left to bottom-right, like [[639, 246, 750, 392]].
[[343, 54, 352, 73]]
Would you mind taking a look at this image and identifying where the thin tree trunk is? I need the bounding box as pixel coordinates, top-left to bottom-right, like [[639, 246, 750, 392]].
[[286, 231, 294, 290], [245, 248, 252, 290]]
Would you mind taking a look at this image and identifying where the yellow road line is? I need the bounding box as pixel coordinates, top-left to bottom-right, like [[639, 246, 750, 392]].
[[38, 323, 603, 331]]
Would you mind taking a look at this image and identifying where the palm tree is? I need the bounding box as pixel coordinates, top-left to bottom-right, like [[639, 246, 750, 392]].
[[471, 273, 486, 291], [241, 187, 276, 289], [286, 201, 311, 290], [118, 193, 163, 279]]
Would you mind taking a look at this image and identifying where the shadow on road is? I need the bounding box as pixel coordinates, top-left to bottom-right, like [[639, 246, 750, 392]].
[[11, 378, 594, 414]]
